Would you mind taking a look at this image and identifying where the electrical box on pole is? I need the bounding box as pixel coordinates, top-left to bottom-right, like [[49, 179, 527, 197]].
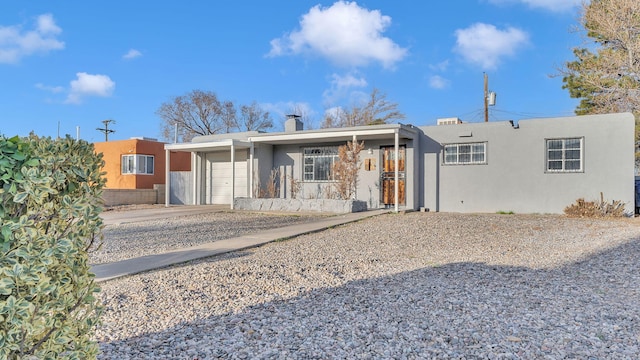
[[97, 119, 116, 141], [483, 73, 497, 122]]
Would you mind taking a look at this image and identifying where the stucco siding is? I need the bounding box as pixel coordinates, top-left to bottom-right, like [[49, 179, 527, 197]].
[[253, 144, 273, 198], [95, 139, 190, 190], [420, 113, 635, 214], [268, 138, 416, 209]]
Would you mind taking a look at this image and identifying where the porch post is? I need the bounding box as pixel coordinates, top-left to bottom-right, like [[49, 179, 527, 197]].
[[352, 134, 357, 200], [165, 149, 171, 207], [230, 142, 236, 210], [191, 152, 197, 205], [394, 130, 399, 213], [249, 143, 254, 199]]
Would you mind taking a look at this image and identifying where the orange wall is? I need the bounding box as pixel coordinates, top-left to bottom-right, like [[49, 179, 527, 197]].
[[94, 139, 191, 189], [170, 150, 191, 171]]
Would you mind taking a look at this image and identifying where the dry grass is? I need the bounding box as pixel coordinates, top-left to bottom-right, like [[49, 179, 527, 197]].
[[564, 192, 627, 218]]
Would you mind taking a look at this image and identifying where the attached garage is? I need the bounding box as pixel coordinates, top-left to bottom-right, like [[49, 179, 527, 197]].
[[203, 150, 248, 204], [164, 138, 254, 208]]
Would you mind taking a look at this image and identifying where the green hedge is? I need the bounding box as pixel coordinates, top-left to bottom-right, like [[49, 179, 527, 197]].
[[0, 135, 106, 359]]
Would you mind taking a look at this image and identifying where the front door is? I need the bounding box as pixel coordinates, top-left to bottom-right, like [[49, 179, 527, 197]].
[[381, 146, 405, 206]]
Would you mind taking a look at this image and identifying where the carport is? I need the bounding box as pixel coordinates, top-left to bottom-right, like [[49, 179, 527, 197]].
[[164, 139, 254, 209]]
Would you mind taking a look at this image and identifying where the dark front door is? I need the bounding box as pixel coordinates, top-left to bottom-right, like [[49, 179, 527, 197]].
[[381, 146, 405, 206]]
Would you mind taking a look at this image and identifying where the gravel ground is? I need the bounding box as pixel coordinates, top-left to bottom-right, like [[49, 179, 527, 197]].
[[95, 212, 640, 359], [90, 211, 327, 264]]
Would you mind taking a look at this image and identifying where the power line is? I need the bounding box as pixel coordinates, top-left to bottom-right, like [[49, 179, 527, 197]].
[[97, 119, 116, 141]]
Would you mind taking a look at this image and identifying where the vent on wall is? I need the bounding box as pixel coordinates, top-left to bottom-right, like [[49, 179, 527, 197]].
[[437, 117, 463, 125]]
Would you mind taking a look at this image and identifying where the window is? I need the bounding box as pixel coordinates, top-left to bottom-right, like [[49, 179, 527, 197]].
[[122, 154, 154, 175], [546, 138, 582, 172], [443, 142, 486, 165], [303, 146, 338, 181]]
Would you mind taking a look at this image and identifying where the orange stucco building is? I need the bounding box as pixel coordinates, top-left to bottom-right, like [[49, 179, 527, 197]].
[[94, 137, 191, 189]]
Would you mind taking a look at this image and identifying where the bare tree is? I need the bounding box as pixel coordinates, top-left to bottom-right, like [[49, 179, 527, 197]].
[[322, 106, 360, 128], [560, 0, 640, 116], [222, 100, 237, 133], [237, 101, 273, 132], [322, 88, 406, 128], [288, 104, 316, 130], [332, 141, 365, 200], [157, 90, 237, 142], [361, 88, 406, 125]]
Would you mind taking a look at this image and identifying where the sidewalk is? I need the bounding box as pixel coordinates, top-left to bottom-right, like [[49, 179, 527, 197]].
[[92, 209, 389, 282]]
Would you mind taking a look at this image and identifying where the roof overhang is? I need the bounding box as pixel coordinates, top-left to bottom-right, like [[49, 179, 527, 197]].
[[164, 124, 419, 150], [249, 125, 418, 145], [164, 139, 253, 152]]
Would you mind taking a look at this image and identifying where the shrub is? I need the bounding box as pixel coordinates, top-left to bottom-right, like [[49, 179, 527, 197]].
[[0, 135, 106, 359], [265, 168, 279, 198], [564, 192, 626, 218], [288, 175, 301, 199], [332, 141, 365, 200]]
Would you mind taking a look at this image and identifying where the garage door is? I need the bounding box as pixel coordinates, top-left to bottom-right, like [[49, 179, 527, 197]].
[[204, 150, 248, 204]]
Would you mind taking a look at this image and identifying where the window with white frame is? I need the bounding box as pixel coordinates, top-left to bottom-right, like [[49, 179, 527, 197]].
[[443, 142, 486, 165], [546, 138, 583, 172], [303, 146, 338, 181], [122, 154, 155, 175]]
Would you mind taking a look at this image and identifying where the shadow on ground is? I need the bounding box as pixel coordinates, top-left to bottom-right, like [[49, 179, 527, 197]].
[[98, 236, 640, 359]]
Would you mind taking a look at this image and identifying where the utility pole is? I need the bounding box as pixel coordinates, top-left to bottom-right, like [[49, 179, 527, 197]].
[[484, 73, 489, 123], [97, 119, 116, 141], [483, 73, 496, 122]]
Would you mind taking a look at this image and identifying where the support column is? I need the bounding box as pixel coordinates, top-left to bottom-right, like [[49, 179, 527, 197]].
[[394, 130, 399, 213], [165, 149, 171, 207], [352, 134, 357, 200], [230, 142, 235, 210], [191, 152, 197, 205], [249, 143, 254, 199]]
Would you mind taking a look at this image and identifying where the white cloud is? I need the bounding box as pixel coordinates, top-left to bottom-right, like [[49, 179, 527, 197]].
[[0, 14, 64, 64], [429, 60, 449, 72], [267, 1, 407, 69], [324, 106, 344, 119], [65, 72, 115, 104], [262, 101, 316, 119], [330, 72, 368, 89], [261, 101, 318, 130], [35, 83, 64, 93], [429, 75, 450, 89], [322, 72, 368, 106], [454, 23, 529, 70], [487, 0, 581, 12], [123, 49, 142, 60], [36, 13, 62, 34]]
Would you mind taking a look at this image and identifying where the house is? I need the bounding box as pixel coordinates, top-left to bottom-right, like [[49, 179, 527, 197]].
[[164, 113, 635, 214], [94, 137, 191, 205]]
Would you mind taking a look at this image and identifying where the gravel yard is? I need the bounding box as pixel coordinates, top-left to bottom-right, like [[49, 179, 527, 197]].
[[95, 212, 640, 359], [91, 211, 327, 264]]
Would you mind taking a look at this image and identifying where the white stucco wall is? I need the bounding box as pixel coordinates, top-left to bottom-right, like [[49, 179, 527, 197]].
[[269, 139, 416, 209], [420, 113, 635, 214]]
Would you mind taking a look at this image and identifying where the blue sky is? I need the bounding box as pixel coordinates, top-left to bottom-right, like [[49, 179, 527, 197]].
[[0, 0, 584, 142]]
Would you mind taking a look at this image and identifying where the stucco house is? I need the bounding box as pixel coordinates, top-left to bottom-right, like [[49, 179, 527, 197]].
[[164, 113, 635, 214], [95, 137, 191, 189], [94, 137, 191, 206]]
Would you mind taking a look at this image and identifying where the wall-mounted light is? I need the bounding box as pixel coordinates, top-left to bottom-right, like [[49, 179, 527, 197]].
[[368, 148, 373, 155]]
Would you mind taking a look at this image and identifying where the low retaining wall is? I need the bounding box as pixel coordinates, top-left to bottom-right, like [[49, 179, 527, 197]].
[[234, 198, 368, 213], [102, 189, 158, 206]]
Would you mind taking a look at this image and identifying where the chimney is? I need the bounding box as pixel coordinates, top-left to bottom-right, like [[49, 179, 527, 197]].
[[285, 114, 303, 132]]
